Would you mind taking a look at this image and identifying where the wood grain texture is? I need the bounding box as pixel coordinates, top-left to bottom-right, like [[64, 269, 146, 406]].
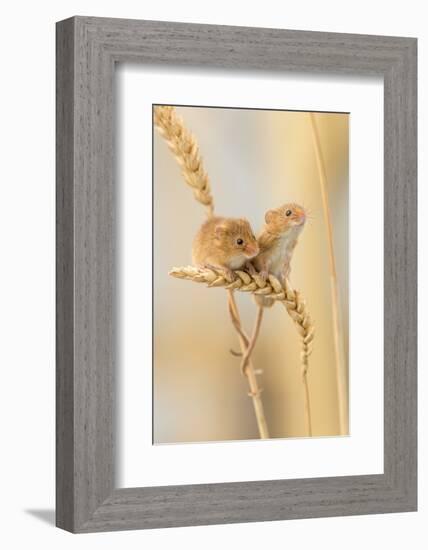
[[56, 16, 417, 532], [56, 17, 75, 532]]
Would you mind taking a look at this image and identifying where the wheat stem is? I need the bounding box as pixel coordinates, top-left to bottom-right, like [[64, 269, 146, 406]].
[[302, 370, 313, 437], [153, 105, 214, 217], [227, 291, 269, 439], [297, 330, 313, 437], [308, 112, 348, 435]]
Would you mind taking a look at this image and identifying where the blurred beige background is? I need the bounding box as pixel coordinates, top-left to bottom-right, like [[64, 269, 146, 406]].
[[153, 106, 348, 443]]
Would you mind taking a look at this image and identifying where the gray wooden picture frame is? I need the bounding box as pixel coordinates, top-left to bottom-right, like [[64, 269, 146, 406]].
[[56, 16, 417, 533]]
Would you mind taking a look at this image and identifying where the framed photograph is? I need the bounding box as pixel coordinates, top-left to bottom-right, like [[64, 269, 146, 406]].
[[56, 16, 417, 532]]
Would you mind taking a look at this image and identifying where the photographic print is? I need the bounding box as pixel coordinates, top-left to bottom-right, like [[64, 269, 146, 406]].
[[153, 104, 349, 444]]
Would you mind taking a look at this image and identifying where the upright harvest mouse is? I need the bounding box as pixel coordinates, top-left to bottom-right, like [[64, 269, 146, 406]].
[[192, 216, 260, 279], [253, 203, 307, 307]]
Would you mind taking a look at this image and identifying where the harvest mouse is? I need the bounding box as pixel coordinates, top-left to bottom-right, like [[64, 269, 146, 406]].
[[192, 216, 260, 279], [253, 203, 307, 307]]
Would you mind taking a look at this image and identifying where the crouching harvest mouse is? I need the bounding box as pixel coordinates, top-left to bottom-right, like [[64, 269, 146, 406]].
[[253, 203, 307, 307], [192, 216, 260, 279]]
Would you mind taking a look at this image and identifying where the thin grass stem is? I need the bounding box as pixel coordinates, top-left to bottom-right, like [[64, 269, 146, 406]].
[[308, 112, 348, 435]]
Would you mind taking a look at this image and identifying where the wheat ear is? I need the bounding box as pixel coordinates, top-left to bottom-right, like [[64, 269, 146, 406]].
[[309, 113, 348, 435], [170, 266, 315, 435], [153, 105, 214, 217]]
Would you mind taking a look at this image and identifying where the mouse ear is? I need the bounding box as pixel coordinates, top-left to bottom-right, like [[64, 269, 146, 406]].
[[265, 209, 277, 224], [214, 223, 227, 237]]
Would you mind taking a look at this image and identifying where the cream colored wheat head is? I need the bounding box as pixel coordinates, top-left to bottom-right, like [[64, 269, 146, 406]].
[[153, 105, 214, 217]]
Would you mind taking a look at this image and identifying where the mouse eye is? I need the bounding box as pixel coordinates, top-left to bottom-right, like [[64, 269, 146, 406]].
[[285, 209, 292, 217], [236, 238, 244, 245]]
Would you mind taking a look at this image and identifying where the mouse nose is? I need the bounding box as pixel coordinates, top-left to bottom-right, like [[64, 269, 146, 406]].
[[246, 244, 259, 257]]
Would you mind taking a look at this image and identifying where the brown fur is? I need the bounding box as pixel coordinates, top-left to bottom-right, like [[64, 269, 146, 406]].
[[253, 203, 306, 307], [192, 216, 259, 273]]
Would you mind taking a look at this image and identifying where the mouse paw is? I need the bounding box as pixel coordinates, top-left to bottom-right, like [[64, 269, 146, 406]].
[[258, 269, 269, 283], [202, 263, 221, 273], [222, 267, 236, 282], [245, 261, 257, 276], [203, 263, 235, 281]]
